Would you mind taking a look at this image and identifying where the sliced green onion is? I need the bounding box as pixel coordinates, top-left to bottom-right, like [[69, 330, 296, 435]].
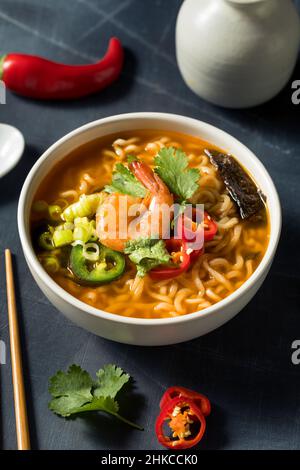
[[82, 242, 100, 261], [55, 222, 74, 231], [62, 193, 102, 222], [53, 198, 69, 211], [63, 222, 74, 231], [38, 231, 54, 250], [73, 226, 89, 243], [32, 200, 48, 213], [48, 205, 62, 221], [41, 256, 60, 273], [71, 240, 85, 247], [53, 229, 73, 247], [73, 217, 97, 243]]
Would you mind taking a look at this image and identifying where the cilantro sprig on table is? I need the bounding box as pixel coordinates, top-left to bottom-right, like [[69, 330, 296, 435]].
[[48, 364, 143, 430]]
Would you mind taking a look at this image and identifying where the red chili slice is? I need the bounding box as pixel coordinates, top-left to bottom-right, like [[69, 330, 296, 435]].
[[155, 396, 206, 450], [189, 246, 204, 263], [159, 386, 211, 417], [180, 208, 217, 244], [203, 211, 218, 241], [149, 238, 191, 280]]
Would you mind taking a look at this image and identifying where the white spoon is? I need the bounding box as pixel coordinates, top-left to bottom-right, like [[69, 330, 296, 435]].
[[0, 123, 25, 178]]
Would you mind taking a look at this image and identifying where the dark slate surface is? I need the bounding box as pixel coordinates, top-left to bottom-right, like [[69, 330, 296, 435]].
[[0, 0, 300, 450]]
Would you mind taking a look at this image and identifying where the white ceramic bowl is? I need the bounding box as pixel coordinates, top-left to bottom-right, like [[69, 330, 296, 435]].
[[18, 113, 281, 346]]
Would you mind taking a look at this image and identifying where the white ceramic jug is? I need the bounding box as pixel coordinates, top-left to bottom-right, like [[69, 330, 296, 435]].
[[176, 0, 300, 108]]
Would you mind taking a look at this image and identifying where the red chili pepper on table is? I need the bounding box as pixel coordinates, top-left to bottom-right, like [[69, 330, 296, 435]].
[[155, 396, 206, 450], [0, 37, 124, 100], [159, 386, 211, 417]]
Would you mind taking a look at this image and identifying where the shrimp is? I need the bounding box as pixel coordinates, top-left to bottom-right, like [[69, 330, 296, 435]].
[[96, 193, 142, 252], [96, 161, 173, 251]]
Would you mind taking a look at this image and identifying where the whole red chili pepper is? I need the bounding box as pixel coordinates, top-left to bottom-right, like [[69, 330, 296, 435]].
[[155, 396, 206, 450], [0, 37, 124, 100], [159, 386, 211, 417]]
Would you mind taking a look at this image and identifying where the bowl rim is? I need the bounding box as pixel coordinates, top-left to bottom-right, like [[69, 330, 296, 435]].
[[18, 112, 282, 326]]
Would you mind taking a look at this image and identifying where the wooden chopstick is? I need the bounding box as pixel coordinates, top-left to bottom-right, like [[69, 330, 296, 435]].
[[5, 249, 31, 450]]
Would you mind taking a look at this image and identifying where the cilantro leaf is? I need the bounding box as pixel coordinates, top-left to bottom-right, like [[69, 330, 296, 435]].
[[171, 201, 187, 229], [94, 364, 130, 399], [104, 163, 147, 198], [127, 154, 139, 163], [125, 237, 170, 277], [48, 364, 143, 430], [154, 147, 200, 202], [72, 396, 142, 428], [67, 396, 119, 415], [48, 365, 93, 416]]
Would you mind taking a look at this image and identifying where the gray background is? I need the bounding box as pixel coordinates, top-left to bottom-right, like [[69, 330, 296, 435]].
[[0, 0, 300, 450]]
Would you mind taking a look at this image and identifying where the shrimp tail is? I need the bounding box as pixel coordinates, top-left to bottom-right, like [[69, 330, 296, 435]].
[[129, 161, 168, 194]]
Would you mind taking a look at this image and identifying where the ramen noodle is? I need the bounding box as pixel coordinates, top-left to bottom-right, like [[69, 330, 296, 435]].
[[30, 130, 269, 319]]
